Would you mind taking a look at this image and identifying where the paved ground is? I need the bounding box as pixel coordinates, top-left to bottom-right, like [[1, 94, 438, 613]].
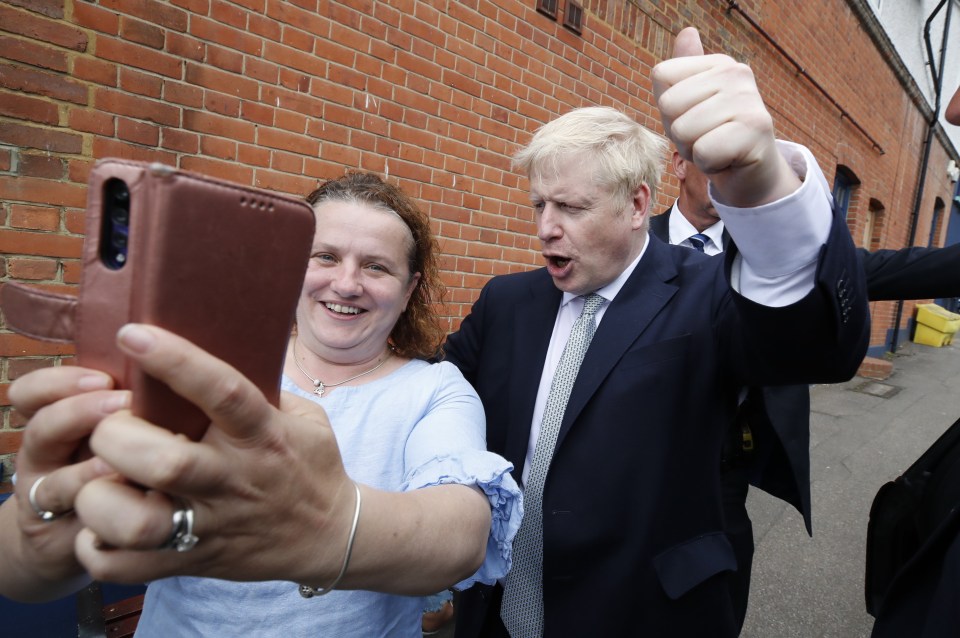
[[440, 339, 960, 638], [742, 339, 960, 638]]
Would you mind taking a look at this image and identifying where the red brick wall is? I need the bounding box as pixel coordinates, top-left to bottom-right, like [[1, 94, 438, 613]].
[[1, 0, 957, 483]]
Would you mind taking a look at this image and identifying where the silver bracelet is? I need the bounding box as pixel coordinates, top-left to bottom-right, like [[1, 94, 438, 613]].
[[298, 481, 362, 598]]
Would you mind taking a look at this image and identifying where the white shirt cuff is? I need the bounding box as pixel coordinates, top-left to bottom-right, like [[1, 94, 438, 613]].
[[712, 141, 834, 307]]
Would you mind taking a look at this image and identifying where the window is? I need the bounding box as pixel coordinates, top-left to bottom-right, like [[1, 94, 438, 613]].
[[866, 198, 884, 251], [536, 0, 558, 19], [833, 170, 853, 219], [563, 1, 584, 34], [534, 0, 583, 37], [929, 197, 946, 246], [834, 166, 863, 241]]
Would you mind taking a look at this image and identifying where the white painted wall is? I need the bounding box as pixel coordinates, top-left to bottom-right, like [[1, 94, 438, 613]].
[[869, 0, 960, 155]]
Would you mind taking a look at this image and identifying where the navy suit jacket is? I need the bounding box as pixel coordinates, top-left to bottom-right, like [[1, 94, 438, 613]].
[[650, 207, 814, 531], [446, 208, 869, 637]]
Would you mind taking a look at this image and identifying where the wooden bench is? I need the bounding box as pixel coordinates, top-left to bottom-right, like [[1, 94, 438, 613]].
[[102, 594, 145, 637], [77, 583, 145, 638]]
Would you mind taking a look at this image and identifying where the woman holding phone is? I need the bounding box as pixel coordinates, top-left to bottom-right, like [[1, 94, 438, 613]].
[[0, 172, 521, 637]]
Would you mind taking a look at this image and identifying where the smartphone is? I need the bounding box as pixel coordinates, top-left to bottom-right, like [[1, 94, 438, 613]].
[[74, 159, 316, 440]]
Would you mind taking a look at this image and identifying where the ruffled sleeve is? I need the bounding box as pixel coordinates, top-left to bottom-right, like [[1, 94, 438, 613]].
[[399, 361, 523, 589], [402, 451, 522, 588]]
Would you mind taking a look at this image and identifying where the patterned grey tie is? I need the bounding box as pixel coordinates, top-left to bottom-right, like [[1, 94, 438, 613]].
[[501, 293, 605, 637]]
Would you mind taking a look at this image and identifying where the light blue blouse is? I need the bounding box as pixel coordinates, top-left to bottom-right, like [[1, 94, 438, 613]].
[[134, 360, 521, 637]]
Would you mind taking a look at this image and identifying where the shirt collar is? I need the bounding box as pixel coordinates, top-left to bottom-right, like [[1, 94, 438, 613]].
[[669, 202, 724, 250], [559, 234, 648, 308]]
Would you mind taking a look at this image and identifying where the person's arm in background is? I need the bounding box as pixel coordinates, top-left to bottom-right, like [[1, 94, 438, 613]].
[[861, 245, 960, 301]]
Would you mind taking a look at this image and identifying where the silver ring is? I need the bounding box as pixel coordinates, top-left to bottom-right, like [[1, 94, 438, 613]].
[[161, 499, 199, 552], [27, 475, 74, 522]]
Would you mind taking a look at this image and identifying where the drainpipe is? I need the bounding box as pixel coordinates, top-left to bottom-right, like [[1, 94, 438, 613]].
[[890, 0, 954, 353]]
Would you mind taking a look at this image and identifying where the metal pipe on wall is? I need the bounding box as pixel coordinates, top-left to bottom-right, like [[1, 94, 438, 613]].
[[890, 0, 954, 353]]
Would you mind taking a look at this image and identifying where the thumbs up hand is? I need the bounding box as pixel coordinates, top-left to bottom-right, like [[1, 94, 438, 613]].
[[652, 27, 800, 208]]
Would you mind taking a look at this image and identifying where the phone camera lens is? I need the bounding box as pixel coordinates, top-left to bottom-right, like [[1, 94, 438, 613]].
[[100, 178, 131, 270], [107, 178, 130, 206], [112, 230, 128, 249]]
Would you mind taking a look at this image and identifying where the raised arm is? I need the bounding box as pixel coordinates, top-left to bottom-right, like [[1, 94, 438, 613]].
[[653, 27, 835, 308], [654, 27, 869, 383], [652, 27, 800, 208]]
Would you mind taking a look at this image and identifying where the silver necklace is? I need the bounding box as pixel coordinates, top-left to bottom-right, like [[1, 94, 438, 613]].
[[291, 336, 391, 397]]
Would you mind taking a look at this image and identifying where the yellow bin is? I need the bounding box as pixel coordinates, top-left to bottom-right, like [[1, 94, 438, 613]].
[[913, 303, 960, 347]]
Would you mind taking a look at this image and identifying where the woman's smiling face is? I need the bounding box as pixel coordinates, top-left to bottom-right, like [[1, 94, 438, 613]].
[[296, 200, 420, 363]]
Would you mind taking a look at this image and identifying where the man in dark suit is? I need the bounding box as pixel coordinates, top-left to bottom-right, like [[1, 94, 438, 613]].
[[648, 150, 730, 254], [446, 29, 869, 637], [650, 148, 960, 631]]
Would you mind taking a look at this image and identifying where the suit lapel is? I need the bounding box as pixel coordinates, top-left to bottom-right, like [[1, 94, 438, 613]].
[[505, 272, 562, 476], [721, 227, 732, 251], [649, 208, 671, 243], [554, 239, 680, 449]]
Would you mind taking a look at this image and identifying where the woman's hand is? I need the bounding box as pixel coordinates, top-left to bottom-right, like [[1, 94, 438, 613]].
[[73, 324, 358, 587], [0, 367, 125, 601]]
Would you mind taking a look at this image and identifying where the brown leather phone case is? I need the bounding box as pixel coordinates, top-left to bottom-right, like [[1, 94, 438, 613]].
[[1, 159, 315, 440]]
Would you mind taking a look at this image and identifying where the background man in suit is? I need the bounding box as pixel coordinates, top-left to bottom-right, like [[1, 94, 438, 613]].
[[648, 150, 728, 254], [651, 100, 960, 632], [446, 28, 869, 637]]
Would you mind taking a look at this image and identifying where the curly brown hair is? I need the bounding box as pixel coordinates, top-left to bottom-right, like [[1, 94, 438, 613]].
[[305, 172, 446, 360]]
